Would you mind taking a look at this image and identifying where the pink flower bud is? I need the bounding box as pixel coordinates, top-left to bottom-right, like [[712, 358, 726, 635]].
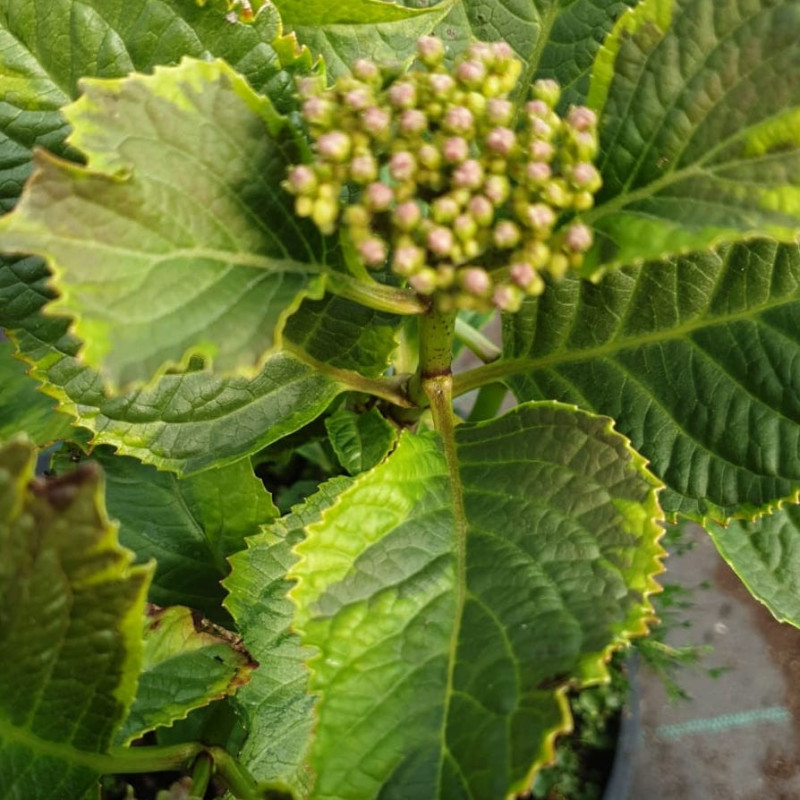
[[286, 165, 317, 195], [417, 35, 445, 66], [526, 99, 549, 118], [361, 106, 391, 137], [456, 60, 487, 88], [388, 81, 416, 109], [400, 109, 427, 135], [358, 237, 387, 267], [532, 78, 561, 107], [296, 76, 323, 99], [427, 226, 454, 257], [565, 223, 593, 253], [365, 181, 394, 211], [486, 127, 516, 156], [572, 130, 599, 159], [393, 201, 422, 231], [526, 161, 552, 185], [303, 96, 332, 125], [570, 163, 601, 191], [510, 262, 536, 287], [493, 220, 520, 249], [524, 203, 556, 231], [429, 73, 455, 97], [454, 213, 478, 242], [350, 155, 378, 183], [529, 140, 555, 161], [487, 98, 513, 126], [530, 118, 553, 139], [444, 106, 474, 136], [491, 41, 514, 62], [443, 136, 470, 164], [453, 159, 484, 190], [390, 151, 417, 181], [467, 195, 493, 226], [353, 59, 379, 82], [483, 175, 510, 206], [432, 195, 460, 223], [393, 245, 424, 275], [493, 284, 523, 312], [317, 131, 351, 162], [568, 105, 597, 131], [410, 268, 439, 294], [461, 267, 492, 296], [345, 88, 371, 110], [466, 42, 493, 63]]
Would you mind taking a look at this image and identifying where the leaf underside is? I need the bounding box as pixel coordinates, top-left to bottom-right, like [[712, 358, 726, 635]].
[[288, 402, 663, 799], [0, 436, 151, 800]]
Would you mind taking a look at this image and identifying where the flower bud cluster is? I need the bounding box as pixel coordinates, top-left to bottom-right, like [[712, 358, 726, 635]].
[[283, 36, 602, 312]]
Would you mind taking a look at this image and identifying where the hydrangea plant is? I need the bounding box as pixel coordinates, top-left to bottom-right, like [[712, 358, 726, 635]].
[[2, 0, 800, 798]]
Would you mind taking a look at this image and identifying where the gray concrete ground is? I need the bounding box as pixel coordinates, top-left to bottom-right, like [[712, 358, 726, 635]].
[[629, 524, 800, 800]]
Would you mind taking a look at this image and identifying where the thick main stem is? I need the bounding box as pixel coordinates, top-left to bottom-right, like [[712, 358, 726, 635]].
[[410, 308, 456, 414]]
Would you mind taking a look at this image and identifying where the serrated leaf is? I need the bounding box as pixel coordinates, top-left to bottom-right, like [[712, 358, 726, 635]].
[[583, 0, 800, 273], [289, 402, 663, 799], [325, 407, 398, 475], [0, 436, 152, 800], [1, 257, 399, 473], [117, 606, 256, 745], [224, 476, 354, 794], [0, 0, 302, 215], [72, 448, 278, 621], [707, 504, 800, 626], [504, 240, 800, 522], [0, 58, 326, 390], [274, 0, 454, 78], [0, 338, 72, 444]]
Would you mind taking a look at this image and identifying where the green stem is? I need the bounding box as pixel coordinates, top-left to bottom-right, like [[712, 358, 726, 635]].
[[467, 382, 509, 422], [210, 747, 263, 800], [409, 308, 456, 408], [191, 753, 213, 798], [454, 317, 501, 363], [452, 359, 523, 398], [96, 742, 204, 774], [328, 274, 429, 315]]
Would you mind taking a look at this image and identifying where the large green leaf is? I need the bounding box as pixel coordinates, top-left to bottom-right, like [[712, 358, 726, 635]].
[[0, 255, 399, 473], [274, 0, 454, 77], [289, 402, 663, 799], [0, 338, 72, 444], [708, 504, 800, 626], [0, 436, 152, 800], [504, 240, 800, 522], [0, 58, 327, 390], [325, 407, 398, 475], [583, 0, 800, 273], [224, 476, 354, 794], [0, 0, 308, 215], [69, 447, 278, 621], [117, 605, 256, 745]]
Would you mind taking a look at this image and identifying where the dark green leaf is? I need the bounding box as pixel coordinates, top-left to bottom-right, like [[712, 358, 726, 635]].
[[290, 402, 663, 798], [325, 407, 398, 474], [504, 241, 800, 522]]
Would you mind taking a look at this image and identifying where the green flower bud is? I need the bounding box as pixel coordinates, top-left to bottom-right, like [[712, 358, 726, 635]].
[[532, 78, 561, 108], [487, 98, 513, 126], [529, 140, 555, 161], [454, 213, 478, 242], [393, 201, 422, 231], [525, 161, 552, 186], [428, 73, 455, 99], [312, 197, 339, 233], [344, 204, 371, 229], [432, 195, 460, 223], [303, 96, 334, 127], [523, 203, 556, 232], [570, 130, 599, 161], [525, 240, 551, 268], [483, 174, 510, 206], [360, 106, 392, 139], [344, 87, 372, 111], [564, 223, 593, 253], [572, 191, 595, 211], [493, 284, 524, 311], [353, 58, 381, 85], [543, 179, 571, 209], [296, 76, 325, 100], [393, 245, 425, 276], [467, 195, 494, 226], [285, 165, 318, 196], [437, 264, 456, 288], [418, 143, 442, 170], [349, 154, 378, 184], [317, 131, 351, 162], [465, 91, 487, 118], [295, 196, 314, 217], [365, 181, 394, 211], [410, 268, 439, 294], [493, 220, 521, 249], [569, 163, 602, 192], [388, 81, 417, 109], [495, 59, 522, 94], [417, 35, 446, 67], [548, 252, 570, 279], [427, 226, 455, 257]]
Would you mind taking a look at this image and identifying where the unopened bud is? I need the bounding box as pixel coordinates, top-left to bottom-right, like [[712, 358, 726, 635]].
[[493, 220, 521, 249], [571, 130, 599, 160], [365, 181, 394, 211], [400, 109, 427, 135], [565, 223, 593, 253], [526, 161, 552, 185], [510, 262, 536, 287], [444, 106, 474, 136], [491, 41, 514, 62], [461, 267, 492, 296], [526, 99, 550, 118], [468, 195, 494, 226], [486, 127, 516, 156], [317, 131, 351, 162], [390, 151, 417, 182], [417, 35, 445, 67], [388, 81, 417, 109], [427, 226, 454, 257], [572, 190, 595, 211], [410, 268, 439, 294], [295, 196, 313, 217], [569, 162, 602, 192], [312, 197, 339, 233], [524, 203, 556, 231], [483, 174, 510, 206], [429, 73, 455, 98], [456, 59, 487, 88], [532, 79, 561, 107], [432, 195, 460, 223], [418, 143, 442, 170], [303, 96, 333, 126], [344, 88, 371, 111], [286, 165, 317, 195], [353, 59, 380, 84], [443, 137, 470, 164], [393, 245, 425, 275], [567, 105, 597, 131], [487, 98, 513, 126], [296, 76, 324, 99], [358, 237, 387, 267], [544, 180, 571, 208], [548, 253, 570, 279], [454, 213, 478, 242], [344, 204, 370, 228], [466, 42, 494, 64], [393, 201, 422, 231], [361, 106, 391, 138], [529, 140, 555, 161], [493, 284, 524, 311], [453, 159, 484, 190], [350, 154, 378, 183], [530, 117, 554, 140]]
